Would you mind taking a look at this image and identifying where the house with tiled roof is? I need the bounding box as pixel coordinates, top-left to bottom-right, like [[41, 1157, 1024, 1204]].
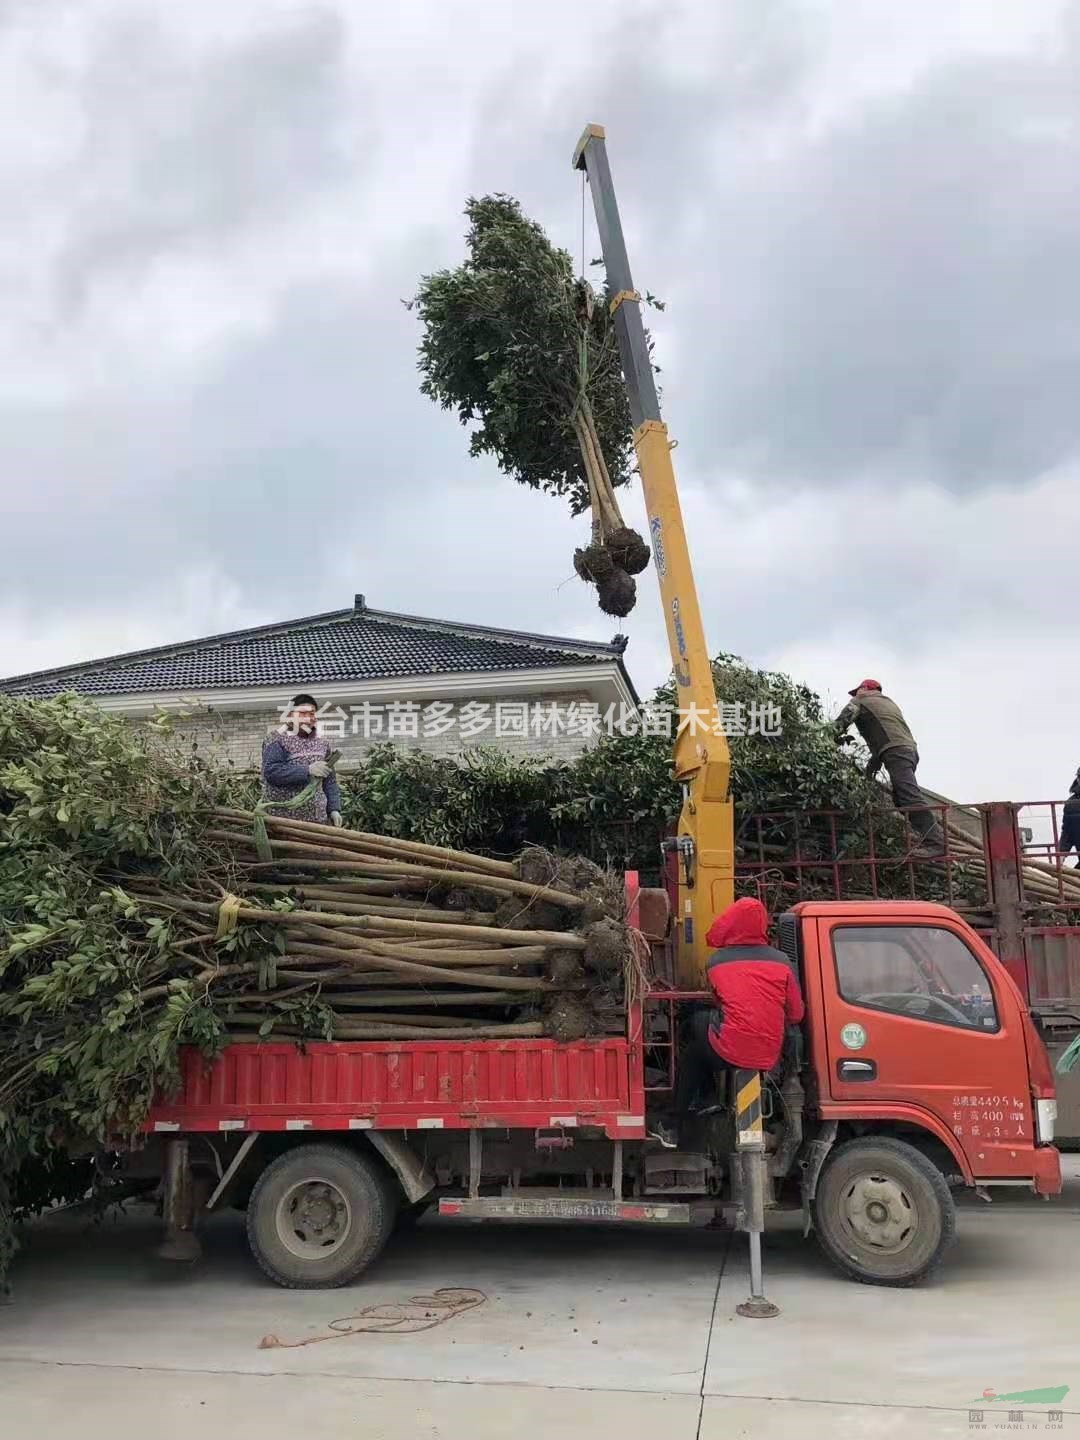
[[0, 594, 638, 767]]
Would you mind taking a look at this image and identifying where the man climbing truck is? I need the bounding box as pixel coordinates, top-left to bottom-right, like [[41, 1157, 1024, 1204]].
[[133, 126, 1061, 1301], [652, 898, 805, 1150], [834, 679, 944, 852]]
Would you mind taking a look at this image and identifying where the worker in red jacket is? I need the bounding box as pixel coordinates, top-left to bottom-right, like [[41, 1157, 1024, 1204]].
[[651, 897, 805, 1149]]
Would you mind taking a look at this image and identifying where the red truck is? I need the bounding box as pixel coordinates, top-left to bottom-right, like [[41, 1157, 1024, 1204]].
[[133, 121, 1072, 1299], [134, 872, 1061, 1296]]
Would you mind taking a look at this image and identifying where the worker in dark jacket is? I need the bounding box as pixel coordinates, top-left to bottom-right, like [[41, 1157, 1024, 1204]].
[[261, 692, 343, 826], [1059, 770, 1080, 867], [651, 897, 805, 1148], [834, 678, 944, 852]]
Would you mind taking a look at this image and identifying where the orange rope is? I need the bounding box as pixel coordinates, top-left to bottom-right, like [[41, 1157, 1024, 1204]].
[[258, 1287, 487, 1349]]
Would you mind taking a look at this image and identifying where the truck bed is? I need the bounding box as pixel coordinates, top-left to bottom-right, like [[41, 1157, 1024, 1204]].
[[145, 875, 651, 1143], [145, 1036, 648, 1140]]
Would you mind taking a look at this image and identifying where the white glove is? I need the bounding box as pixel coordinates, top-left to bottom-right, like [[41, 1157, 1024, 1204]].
[[330, 811, 343, 828], [307, 760, 331, 779]]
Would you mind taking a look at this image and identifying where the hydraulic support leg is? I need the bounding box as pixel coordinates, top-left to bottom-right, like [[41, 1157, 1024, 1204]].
[[156, 1137, 201, 1264], [733, 1069, 779, 1319]]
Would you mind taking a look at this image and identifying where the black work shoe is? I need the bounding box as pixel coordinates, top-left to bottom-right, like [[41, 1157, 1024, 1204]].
[[648, 1122, 678, 1150]]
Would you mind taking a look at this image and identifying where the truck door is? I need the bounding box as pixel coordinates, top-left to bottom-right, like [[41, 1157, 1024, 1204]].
[[815, 918, 1035, 1177]]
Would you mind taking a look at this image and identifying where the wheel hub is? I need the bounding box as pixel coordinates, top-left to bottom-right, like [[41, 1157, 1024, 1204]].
[[842, 1173, 917, 1254], [275, 1179, 351, 1260]]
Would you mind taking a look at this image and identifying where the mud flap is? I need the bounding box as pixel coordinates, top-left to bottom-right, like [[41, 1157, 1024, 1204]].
[[366, 1132, 435, 1204], [799, 1120, 838, 1237]]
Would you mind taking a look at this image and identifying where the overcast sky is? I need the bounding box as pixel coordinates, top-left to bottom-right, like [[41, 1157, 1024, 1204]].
[[1, 0, 1078, 803]]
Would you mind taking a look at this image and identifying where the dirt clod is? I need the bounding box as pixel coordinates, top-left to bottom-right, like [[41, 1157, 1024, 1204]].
[[596, 568, 636, 617], [516, 848, 562, 887], [518, 848, 576, 889], [583, 917, 629, 974], [515, 848, 600, 901], [544, 995, 593, 1041], [443, 886, 499, 914], [495, 896, 568, 932], [548, 948, 586, 985], [579, 873, 623, 923], [566, 855, 605, 890], [573, 543, 617, 584], [605, 525, 651, 576]]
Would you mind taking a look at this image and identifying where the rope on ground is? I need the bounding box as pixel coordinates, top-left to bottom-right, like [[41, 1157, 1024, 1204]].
[[257, 1287, 487, 1349]]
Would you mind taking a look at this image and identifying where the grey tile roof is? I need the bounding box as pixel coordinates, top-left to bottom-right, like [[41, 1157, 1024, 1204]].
[[0, 599, 633, 701]]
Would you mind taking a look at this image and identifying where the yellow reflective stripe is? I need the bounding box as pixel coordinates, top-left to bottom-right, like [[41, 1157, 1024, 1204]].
[[736, 1074, 761, 1117]]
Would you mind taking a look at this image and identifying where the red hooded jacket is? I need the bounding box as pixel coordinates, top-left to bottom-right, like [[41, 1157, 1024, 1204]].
[[703, 898, 805, 1071]]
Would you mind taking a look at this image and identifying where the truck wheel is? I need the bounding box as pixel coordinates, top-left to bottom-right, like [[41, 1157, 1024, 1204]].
[[246, 1144, 397, 1289], [812, 1136, 955, 1287]]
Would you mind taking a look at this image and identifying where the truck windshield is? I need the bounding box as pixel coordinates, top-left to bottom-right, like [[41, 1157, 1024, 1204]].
[[833, 925, 999, 1032]]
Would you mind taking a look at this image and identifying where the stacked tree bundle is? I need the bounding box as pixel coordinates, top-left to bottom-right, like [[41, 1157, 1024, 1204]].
[[944, 816, 1080, 909], [131, 811, 634, 1044], [0, 693, 637, 1279]]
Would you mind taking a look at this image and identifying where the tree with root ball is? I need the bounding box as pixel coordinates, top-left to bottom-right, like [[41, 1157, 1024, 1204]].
[[410, 194, 654, 616]]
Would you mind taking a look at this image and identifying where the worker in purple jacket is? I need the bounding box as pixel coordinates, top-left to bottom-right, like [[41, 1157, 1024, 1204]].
[[261, 693, 343, 826]]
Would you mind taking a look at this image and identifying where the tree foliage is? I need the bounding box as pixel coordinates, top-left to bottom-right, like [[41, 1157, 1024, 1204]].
[[411, 194, 633, 515], [345, 744, 552, 856], [337, 656, 915, 873], [339, 656, 976, 914], [0, 696, 241, 1281]]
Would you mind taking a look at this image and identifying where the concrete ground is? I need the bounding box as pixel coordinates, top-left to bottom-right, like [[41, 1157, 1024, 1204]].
[[2, 1159, 1079, 1440]]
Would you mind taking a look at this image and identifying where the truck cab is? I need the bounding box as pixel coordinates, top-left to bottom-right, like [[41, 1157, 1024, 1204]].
[[747, 899, 1061, 1282], [787, 900, 1059, 1185]]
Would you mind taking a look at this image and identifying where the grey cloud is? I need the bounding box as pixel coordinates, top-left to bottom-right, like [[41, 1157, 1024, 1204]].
[[0, 250, 458, 617], [2, 0, 1079, 722], [56, 6, 350, 309], [463, 1, 812, 259], [461, 1, 1080, 498], [678, 21, 1080, 492]]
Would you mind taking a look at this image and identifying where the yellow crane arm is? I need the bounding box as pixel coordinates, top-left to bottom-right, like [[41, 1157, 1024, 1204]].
[[573, 123, 734, 984]]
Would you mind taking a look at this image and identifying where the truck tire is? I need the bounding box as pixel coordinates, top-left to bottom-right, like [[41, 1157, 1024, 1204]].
[[246, 1143, 397, 1289], [812, 1136, 955, 1287]]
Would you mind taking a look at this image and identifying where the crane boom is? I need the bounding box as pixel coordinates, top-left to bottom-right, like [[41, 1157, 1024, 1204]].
[[573, 123, 734, 985]]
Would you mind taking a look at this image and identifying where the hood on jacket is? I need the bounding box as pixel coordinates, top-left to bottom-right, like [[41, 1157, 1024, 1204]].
[[706, 896, 770, 949]]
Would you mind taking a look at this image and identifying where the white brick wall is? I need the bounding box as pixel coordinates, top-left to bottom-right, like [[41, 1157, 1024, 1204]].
[[144, 689, 606, 771]]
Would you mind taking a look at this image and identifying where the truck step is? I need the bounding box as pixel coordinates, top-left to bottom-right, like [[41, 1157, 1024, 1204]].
[[439, 1194, 691, 1223]]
